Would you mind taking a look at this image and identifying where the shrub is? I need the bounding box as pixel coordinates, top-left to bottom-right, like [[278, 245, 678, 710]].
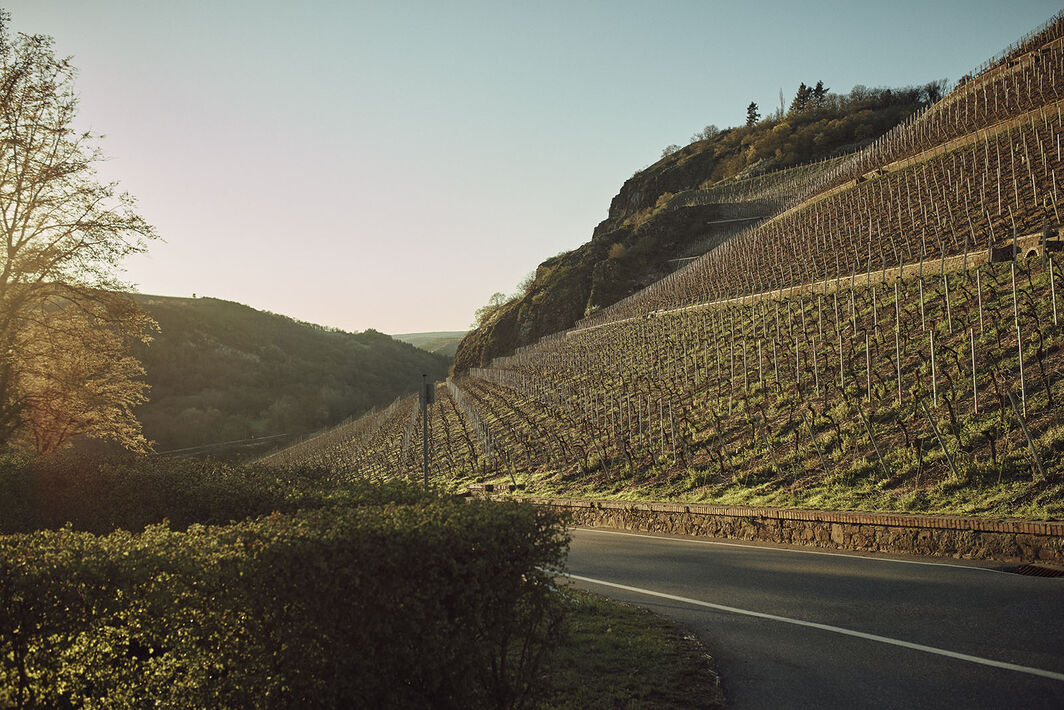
[[0, 451, 427, 534], [0, 499, 569, 708]]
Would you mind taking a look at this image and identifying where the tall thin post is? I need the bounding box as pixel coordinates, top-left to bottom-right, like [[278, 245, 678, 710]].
[[857, 401, 887, 478], [1008, 390, 1046, 478], [895, 282, 902, 404], [1051, 255, 1059, 326], [930, 329, 937, 407], [976, 268, 984, 333], [421, 374, 430, 489], [865, 333, 871, 401], [919, 397, 958, 479], [1012, 263, 1026, 416], [805, 413, 828, 475]]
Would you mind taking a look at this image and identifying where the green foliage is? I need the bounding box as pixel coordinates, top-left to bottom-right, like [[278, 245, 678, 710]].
[[699, 83, 929, 182], [0, 451, 435, 534], [789, 82, 814, 113], [473, 292, 513, 329], [0, 496, 568, 708], [0, 15, 158, 453], [131, 295, 451, 454]]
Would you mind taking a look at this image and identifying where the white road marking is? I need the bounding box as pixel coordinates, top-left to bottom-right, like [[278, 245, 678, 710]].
[[565, 572, 1064, 682], [572, 527, 1014, 574]]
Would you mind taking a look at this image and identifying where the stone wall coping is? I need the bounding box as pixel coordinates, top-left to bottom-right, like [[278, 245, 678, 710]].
[[501, 495, 1064, 537]]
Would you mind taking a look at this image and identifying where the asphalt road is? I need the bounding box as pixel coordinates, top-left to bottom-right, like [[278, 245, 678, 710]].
[[563, 528, 1064, 710]]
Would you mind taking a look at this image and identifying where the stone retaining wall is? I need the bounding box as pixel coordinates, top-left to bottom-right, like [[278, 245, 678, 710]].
[[507, 497, 1064, 564]]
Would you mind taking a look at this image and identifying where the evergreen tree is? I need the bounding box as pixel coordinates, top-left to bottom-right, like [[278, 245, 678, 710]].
[[811, 80, 829, 107], [789, 82, 813, 113], [746, 102, 760, 126]]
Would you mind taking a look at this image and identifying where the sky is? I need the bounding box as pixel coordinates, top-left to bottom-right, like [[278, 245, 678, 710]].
[[4, 0, 1062, 334]]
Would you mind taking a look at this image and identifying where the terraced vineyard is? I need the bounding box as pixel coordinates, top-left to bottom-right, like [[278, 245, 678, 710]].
[[263, 13, 1064, 519]]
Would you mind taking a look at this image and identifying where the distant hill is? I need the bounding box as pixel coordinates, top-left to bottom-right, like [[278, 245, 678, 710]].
[[453, 81, 940, 372], [130, 295, 451, 454], [392, 331, 467, 359]]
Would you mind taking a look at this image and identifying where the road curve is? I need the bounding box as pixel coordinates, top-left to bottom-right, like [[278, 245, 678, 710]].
[[563, 528, 1064, 710]]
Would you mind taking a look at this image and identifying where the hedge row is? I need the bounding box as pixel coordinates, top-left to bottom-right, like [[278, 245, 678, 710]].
[[0, 452, 426, 534], [0, 499, 568, 709]]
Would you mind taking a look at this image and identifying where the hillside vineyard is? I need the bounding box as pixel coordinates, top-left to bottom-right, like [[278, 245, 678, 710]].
[[264, 14, 1064, 515]]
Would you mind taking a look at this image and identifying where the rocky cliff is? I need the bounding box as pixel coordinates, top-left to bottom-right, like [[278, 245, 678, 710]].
[[453, 85, 932, 373]]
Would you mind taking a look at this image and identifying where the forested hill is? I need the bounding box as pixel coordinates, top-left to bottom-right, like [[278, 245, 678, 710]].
[[453, 81, 945, 373], [131, 295, 451, 454]]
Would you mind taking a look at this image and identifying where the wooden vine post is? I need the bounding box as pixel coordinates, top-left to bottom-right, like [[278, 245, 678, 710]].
[[1012, 262, 1026, 417], [919, 397, 958, 480], [1008, 390, 1046, 478], [856, 401, 888, 478], [930, 329, 938, 407], [976, 268, 984, 333], [1051, 255, 1059, 326], [895, 282, 903, 404]]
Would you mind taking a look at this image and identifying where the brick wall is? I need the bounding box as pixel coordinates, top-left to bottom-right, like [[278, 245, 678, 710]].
[[504, 496, 1064, 564]]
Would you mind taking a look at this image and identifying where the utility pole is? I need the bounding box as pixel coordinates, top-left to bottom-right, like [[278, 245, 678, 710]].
[[420, 374, 434, 489]]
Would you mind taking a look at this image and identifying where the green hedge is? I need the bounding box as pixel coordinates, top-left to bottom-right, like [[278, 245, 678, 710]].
[[0, 499, 568, 708], [0, 452, 428, 534]]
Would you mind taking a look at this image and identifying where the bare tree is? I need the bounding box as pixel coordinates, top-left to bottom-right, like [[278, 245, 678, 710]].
[[0, 12, 158, 449]]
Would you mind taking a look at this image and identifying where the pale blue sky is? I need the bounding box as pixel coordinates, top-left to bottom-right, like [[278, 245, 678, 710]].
[[5, 1, 1061, 332]]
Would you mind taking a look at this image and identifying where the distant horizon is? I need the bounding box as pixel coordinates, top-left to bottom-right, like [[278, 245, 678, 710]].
[[4, 0, 1061, 333], [132, 290, 467, 337]]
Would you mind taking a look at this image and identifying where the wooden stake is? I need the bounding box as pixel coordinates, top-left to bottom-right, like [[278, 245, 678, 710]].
[[869, 285, 881, 339], [757, 338, 763, 386], [976, 267, 984, 334], [919, 277, 926, 331], [919, 397, 958, 479], [943, 269, 953, 334], [865, 333, 871, 401], [1012, 263, 1026, 417], [743, 339, 748, 391], [970, 327, 978, 414], [805, 413, 828, 475], [839, 329, 845, 394], [857, 401, 888, 478], [1008, 390, 1046, 478], [895, 282, 902, 404], [813, 336, 820, 396], [1051, 255, 1059, 326], [930, 329, 937, 407]]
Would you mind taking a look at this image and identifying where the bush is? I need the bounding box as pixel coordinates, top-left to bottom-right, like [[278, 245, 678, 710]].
[[0, 499, 569, 708], [0, 451, 428, 534]]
